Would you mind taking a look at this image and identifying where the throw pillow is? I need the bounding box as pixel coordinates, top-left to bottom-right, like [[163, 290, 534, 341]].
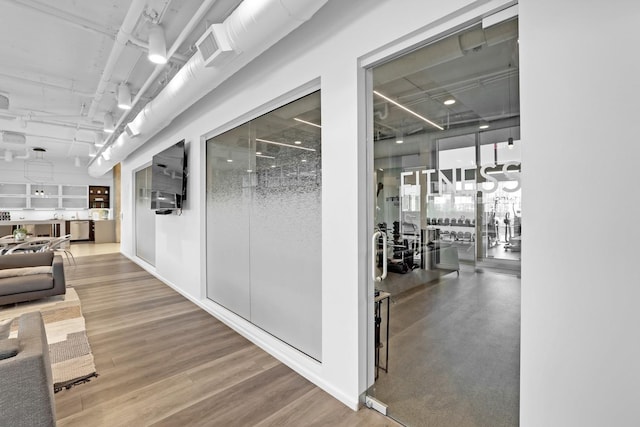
[[0, 318, 13, 340], [0, 338, 19, 360]]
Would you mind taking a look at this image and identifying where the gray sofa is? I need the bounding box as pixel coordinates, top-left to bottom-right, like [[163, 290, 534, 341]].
[[0, 311, 56, 426], [0, 252, 65, 306]]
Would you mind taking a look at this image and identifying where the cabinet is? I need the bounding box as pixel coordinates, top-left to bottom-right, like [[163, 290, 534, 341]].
[[66, 220, 93, 241], [89, 186, 110, 208], [0, 183, 88, 209], [0, 183, 28, 209]]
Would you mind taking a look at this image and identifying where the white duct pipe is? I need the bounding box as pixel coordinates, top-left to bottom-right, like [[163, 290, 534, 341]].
[[86, 0, 147, 119], [89, 0, 328, 177]]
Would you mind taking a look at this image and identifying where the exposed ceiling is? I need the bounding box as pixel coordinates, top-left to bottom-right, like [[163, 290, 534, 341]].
[[372, 19, 520, 155], [0, 0, 242, 166], [0, 1, 519, 172]]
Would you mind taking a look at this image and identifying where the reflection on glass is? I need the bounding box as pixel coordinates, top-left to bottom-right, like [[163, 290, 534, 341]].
[[206, 91, 322, 360]]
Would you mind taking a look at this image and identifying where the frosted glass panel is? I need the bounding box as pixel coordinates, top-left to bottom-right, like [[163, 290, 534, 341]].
[[206, 141, 251, 319], [250, 159, 322, 360], [206, 91, 322, 360], [135, 167, 156, 265]]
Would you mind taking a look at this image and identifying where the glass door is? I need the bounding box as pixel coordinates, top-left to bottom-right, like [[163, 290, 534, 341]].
[[367, 16, 520, 426], [135, 166, 155, 265]]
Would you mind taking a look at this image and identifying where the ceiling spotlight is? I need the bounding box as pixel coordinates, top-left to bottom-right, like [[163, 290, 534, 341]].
[[395, 132, 404, 144], [94, 132, 105, 147], [148, 24, 167, 64], [294, 140, 302, 145], [479, 124, 490, 130], [226, 159, 233, 163], [301, 159, 307, 163], [74, 156, 81, 167], [444, 99, 456, 106], [508, 137, 514, 149], [256, 151, 262, 155], [246, 169, 253, 173], [103, 113, 115, 133], [117, 83, 132, 110]]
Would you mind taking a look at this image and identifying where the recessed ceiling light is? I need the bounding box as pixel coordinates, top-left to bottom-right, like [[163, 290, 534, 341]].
[[395, 139, 404, 144], [271, 164, 276, 168], [246, 169, 253, 173], [226, 159, 233, 163], [256, 151, 262, 155], [294, 140, 302, 145], [444, 99, 456, 105], [301, 159, 307, 162], [479, 124, 490, 129]]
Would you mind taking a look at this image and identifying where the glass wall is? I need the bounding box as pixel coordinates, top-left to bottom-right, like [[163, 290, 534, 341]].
[[206, 91, 322, 361], [135, 166, 155, 265], [372, 17, 520, 273], [368, 16, 521, 426]]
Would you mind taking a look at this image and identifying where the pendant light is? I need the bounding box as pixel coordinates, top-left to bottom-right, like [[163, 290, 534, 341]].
[[117, 83, 132, 110], [148, 23, 167, 64], [103, 112, 115, 133]]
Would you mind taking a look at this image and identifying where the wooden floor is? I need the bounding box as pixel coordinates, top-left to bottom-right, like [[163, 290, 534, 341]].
[[55, 253, 397, 427]]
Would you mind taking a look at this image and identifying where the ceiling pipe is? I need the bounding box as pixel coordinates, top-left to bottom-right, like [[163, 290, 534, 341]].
[[98, 0, 220, 152], [89, 0, 329, 177], [0, 71, 94, 97], [0, 111, 103, 131], [8, 0, 114, 39], [86, 0, 147, 120]]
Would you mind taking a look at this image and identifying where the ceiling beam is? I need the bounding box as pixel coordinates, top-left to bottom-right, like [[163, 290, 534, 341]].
[[0, 70, 94, 97], [5, 0, 116, 39]]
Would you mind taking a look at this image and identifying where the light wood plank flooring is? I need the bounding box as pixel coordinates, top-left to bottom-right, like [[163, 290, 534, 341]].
[[55, 253, 397, 426]]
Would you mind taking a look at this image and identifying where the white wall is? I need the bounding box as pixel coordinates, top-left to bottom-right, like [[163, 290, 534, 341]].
[[520, 0, 640, 426]]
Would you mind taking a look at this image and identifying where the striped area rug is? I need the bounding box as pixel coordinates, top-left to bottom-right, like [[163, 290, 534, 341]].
[[0, 287, 97, 392]]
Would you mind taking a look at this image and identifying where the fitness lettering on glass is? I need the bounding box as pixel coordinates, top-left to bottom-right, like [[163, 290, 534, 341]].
[[400, 162, 521, 195]]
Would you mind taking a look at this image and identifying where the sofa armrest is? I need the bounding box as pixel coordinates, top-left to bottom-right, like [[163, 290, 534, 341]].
[[0, 312, 56, 426], [52, 254, 66, 293]]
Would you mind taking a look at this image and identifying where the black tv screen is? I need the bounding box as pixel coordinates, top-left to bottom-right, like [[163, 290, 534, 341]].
[[151, 140, 187, 211]]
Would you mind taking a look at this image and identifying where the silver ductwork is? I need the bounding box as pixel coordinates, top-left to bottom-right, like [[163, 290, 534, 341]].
[[89, 0, 329, 177]]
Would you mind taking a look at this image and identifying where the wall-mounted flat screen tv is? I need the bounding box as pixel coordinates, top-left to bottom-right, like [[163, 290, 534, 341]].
[[150, 140, 187, 212]]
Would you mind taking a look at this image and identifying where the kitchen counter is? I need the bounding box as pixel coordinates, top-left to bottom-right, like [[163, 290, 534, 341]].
[[93, 219, 116, 243], [0, 219, 67, 236]]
